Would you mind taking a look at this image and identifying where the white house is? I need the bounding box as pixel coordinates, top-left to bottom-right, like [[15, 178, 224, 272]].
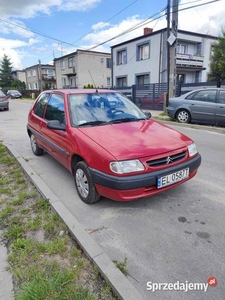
[[54, 49, 112, 89], [111, 27, 218, 87]]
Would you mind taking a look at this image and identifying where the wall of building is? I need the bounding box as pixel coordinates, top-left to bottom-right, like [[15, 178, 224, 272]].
[[112, 33, 161, 86], [76, 51, 111, 88]]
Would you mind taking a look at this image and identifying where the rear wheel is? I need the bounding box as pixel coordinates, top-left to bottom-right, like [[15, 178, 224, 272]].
[[30, 133, 44, 156], [74, 161, 100, 204], [176, 109, 191, 123]]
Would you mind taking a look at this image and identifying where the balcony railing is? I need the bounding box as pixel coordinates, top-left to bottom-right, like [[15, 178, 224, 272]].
[[42, 75, 56, 80], [176, 53, 204, 68]]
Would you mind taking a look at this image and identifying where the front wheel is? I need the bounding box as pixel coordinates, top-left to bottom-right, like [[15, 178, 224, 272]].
[[30, 133, 44, 156], [74, 161, 100, 204], [176, 110, 191, 123]]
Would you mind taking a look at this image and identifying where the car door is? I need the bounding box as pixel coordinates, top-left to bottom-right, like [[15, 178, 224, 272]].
[[28, 92, 50, 150], [215, 89, 225, 126], [186, 89, 216, 124], [40, 93, 71, 169]]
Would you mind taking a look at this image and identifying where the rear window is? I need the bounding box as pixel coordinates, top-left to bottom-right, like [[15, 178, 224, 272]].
[[0, 90, 6, 96]]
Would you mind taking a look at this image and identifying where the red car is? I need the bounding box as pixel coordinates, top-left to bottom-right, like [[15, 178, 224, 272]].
[[27, 89, 201, 204], [140, 93, 164, 109]]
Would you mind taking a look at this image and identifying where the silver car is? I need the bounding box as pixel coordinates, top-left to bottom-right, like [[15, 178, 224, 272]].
[[0, 90, 9, 111], [167, 88, 225, 126]]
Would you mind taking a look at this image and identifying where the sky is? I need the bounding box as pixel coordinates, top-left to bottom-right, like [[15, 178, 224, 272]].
[[0, 0, 224, 70]]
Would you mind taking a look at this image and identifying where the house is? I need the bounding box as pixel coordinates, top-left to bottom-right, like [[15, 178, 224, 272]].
[[11, 70, 26, 83], [111, 27, 218, 87], [54, 49, 112, 89], [25, 64, 56, 90]]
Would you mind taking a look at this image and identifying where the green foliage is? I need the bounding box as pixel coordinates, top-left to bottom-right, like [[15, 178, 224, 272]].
[[83, 84, 94, 89], [208, 27, 225, 82], [0, 54, 13, 87], [12, 79, 26, 90]]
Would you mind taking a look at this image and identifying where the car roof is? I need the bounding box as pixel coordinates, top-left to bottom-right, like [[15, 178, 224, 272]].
[[42, 89, 118, 95]]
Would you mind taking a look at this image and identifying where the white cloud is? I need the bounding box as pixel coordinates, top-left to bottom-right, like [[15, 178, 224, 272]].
[[0, 0, 101, 18], [59, 0, 101, 12]]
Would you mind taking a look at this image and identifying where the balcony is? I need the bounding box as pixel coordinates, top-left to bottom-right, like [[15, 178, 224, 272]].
[[176, 53, 205, 70], [42, 75, 56, 81]]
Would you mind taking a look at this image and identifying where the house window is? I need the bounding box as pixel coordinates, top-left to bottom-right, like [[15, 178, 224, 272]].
[[117, 49, 127, 65], [177, 44, 187, 54], [106, 58, 112, 68], [70, 77, 75, 87], [33, 82, 38, 90], [27, 71, 31, 78], [107, 77, 111, 86], [32, 70, 36, 77], [137, 43, 150, 61], [46, 69, 54, 77], [117, 76, 127, 87], [195, 71, 200, 83], [62, 77, 66, 87], [61, 60, 65, 70], [68, 57, 73, 68], [196, 43, 202, 55], [136, 74, 149, 85], [28, 83, 32, 89]]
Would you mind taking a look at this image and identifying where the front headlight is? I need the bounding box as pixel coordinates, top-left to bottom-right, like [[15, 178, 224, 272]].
[[110, 159, 145, 174], [188, 143, 198, 157]]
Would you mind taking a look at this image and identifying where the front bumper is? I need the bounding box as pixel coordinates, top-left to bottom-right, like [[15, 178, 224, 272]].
[[90, 154, 201, 201]]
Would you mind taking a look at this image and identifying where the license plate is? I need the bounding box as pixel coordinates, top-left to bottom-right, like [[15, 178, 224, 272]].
[[157, 168, 189, 189]]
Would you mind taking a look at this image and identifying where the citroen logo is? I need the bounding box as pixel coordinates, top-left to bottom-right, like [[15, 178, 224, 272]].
[[166, 156, 173, 164]]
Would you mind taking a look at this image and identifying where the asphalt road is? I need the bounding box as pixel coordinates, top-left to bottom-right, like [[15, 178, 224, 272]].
[[1, 100, 225, 300]]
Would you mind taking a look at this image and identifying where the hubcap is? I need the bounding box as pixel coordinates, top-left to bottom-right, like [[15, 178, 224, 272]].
[[76, 169, 89, 198], [178, 111, 188, 123], [30, 135, 37, 152]]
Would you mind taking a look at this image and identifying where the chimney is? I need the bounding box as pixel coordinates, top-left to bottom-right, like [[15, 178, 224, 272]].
[[144, 28, 153, 35]]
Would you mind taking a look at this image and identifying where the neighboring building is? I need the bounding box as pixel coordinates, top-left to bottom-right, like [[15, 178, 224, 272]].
[[54, 49, 112, 89], [12, 70, 26, 83], [111, 27, 218, 87], [25, 64, 56, 90]]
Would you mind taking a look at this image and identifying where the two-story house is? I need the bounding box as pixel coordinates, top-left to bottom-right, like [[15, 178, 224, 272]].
[[111, 27, 217, 87], [25, 64, 56, 90], [54, 49, 112, 89]]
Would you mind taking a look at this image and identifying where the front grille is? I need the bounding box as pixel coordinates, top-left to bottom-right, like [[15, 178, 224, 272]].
[[146, 151, 186, 167]]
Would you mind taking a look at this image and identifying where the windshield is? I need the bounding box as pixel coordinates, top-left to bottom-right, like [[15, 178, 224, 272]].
[[68, 92, 147, 126]]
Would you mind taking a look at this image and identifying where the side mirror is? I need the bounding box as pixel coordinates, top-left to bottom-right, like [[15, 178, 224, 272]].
[[47, 120, 66, 131], [144, 111, 152, 119]]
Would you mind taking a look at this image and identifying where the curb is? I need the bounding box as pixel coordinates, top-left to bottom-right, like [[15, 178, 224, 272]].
[[4, 142, 144, 300]]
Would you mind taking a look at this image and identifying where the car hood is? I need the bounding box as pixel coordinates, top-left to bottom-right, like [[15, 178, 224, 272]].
[[77, 119, 192, 160]]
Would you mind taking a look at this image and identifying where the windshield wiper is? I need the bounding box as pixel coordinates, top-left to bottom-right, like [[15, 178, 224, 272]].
[[110, 117, 145, 124], [78, 120, 107, 126]]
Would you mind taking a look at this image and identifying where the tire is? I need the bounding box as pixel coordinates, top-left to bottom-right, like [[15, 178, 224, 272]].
[[4, 107, 9, 111], [74, 161, 100, 204], [176, 109, 191, 123], [30, 133, 44, 156]]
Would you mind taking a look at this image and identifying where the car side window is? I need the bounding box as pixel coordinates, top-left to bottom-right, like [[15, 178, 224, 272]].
[[45, 94, 65, 124], [218, 91, 225, 104], [187, 90, 216, 103], [34, 93, 50, 117]]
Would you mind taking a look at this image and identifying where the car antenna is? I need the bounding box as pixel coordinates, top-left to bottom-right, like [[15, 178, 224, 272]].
[[88, 70, 98, 93]]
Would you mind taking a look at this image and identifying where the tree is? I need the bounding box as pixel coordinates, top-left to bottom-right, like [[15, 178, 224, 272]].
[[12, 79, 26, 90], [208, 28, 225, 85], [0, 54, 13, 87]]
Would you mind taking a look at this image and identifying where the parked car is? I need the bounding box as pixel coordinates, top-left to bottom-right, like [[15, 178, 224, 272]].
[[167, 88, 225, 126], [27, 89, 201, 204], [0, 89, 9, 111], [140, 93, 164, 109], [7, 90, 22, 99]]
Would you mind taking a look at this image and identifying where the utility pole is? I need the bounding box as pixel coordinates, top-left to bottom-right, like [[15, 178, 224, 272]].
[[166, 0, 171, 107], [38, 59, 43, 92], [168, 0, 178, 100]]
